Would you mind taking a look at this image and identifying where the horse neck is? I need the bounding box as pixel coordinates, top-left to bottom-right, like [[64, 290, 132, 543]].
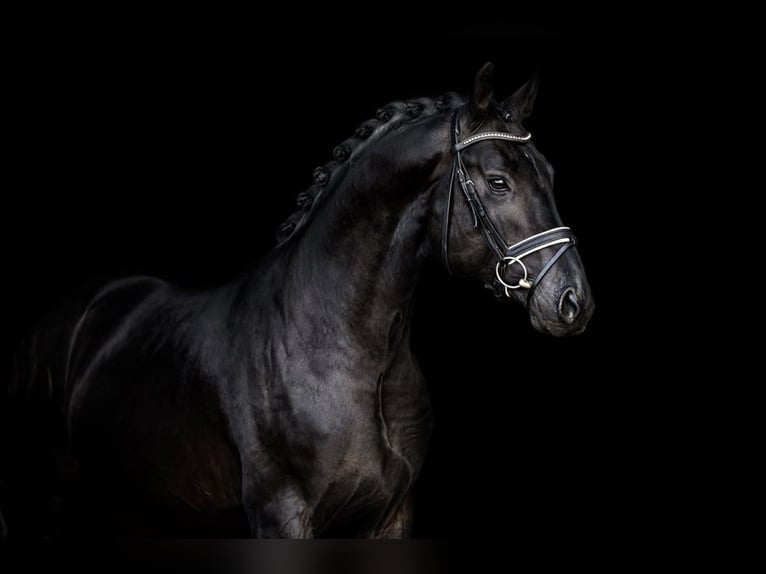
[[274, 113, 451, 360]]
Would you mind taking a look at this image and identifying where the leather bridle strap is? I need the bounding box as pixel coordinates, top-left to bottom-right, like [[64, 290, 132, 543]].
[[441, 106, 578, 298], [441, 151, 456, 274]]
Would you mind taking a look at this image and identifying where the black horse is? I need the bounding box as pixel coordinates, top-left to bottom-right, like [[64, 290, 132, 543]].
[[7, 63, 593, 538]]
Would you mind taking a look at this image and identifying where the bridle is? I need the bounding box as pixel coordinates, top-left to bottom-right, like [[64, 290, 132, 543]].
[[441, 106, 577, 298]]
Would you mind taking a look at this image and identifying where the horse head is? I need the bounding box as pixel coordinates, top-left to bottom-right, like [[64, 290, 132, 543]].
[[430, 63, 594, 337]]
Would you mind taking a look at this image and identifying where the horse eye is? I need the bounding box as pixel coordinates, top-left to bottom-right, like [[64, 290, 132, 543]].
[[487, 177, 511, 192]]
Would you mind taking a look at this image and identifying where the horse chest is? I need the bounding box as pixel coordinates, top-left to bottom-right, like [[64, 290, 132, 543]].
[[312, 424, 413, 536], [308, 370, 431, 530], [314, 367, 431, 475]]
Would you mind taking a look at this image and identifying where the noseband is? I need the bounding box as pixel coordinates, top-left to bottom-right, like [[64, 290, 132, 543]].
[[441, 107, 577, 298]]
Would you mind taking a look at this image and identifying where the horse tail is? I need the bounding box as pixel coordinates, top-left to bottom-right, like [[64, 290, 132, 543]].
[[2, 284, 102, 538], [8, 308, 86, 412], [2, 276, 167, 537]]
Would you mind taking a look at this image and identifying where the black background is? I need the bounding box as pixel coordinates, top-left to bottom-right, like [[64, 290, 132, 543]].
[[3, 20, 693, 545]]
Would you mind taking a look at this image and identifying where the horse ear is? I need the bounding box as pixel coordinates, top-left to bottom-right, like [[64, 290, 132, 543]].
[[503, 75, 538, 121], [470, 62, 495, 117]]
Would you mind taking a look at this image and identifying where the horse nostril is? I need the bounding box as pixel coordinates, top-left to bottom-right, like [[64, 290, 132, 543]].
[[558, 287, 581, 325]]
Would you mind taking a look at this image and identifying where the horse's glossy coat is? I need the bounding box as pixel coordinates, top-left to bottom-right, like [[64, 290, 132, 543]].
[[12, 64, 593, 538]]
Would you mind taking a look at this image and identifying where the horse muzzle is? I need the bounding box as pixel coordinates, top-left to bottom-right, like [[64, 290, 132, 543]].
[[528, 284, 594, 337]]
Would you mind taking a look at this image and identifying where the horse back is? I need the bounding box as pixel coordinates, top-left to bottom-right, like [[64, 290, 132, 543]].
[[65, 276, 166, 403]]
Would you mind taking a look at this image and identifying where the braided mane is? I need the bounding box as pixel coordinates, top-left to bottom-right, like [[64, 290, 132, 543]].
[[275, 92, 465, 244]]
